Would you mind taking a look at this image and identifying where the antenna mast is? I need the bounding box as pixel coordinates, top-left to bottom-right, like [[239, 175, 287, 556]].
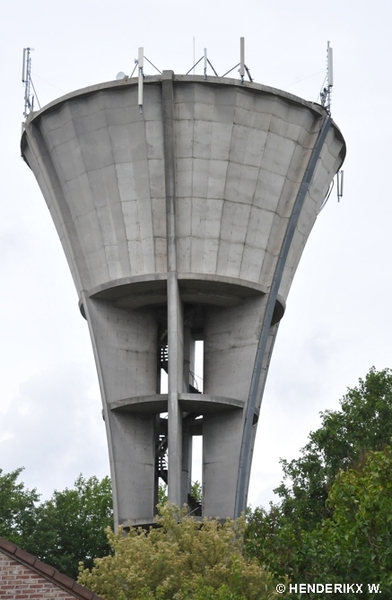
[[240, 37, 245, 83], [138, 47, 144, 113], [239, 37, 252, 83], [320, 41, 333, 114], [337, 169, 344, 201], [22, 47, 35, 118]]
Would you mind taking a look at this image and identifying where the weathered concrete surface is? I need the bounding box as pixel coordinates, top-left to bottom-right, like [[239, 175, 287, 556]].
[[21, 72, 345, 525]]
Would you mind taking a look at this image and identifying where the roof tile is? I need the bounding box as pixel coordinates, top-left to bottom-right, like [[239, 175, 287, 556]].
[[0, 536, 105, 600]]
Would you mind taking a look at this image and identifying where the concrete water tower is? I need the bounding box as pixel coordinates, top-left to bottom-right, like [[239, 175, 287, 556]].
[[21, 54, 345, 527]]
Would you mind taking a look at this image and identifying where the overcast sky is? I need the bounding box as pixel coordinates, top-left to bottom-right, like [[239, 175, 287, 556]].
[[1, 0, 391, 509]]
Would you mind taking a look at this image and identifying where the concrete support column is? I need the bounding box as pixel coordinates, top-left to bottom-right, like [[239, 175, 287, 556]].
[[162, 71, 183, 506], [81, 295, 158, 526], [167, 275, 183, 506]]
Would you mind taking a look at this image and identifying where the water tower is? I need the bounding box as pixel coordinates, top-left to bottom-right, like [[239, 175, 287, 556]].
[[21, 54, 345, 527]]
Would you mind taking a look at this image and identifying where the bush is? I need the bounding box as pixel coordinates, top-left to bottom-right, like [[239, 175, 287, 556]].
[[78, 504, 278, 600]]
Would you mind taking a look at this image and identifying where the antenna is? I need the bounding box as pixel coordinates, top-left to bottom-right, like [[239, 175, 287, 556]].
[[185, 39, 252, 81], [337, 170, 344, 201], [240, 37, 245, 83], [327, 41, 334, 87], [22, 47, 34, 118], [138, 47, 144, 113], [186, 46, 219, 79], [320, 41, 333, 114], [219, 38, 253, 81]]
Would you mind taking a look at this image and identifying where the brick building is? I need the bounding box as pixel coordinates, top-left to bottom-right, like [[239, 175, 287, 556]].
[[0, 537, 104, 600]]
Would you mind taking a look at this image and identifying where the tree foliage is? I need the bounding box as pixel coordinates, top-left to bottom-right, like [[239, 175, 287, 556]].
[[28, 474, 113, 579], [158, 482, 168, 506], [308, 446, 392, 595], [0, 470, 113, 580], [276, 367, 392, 530], [78, 504, 279, 600], [245, 367, 392, 590], [0, 467, 39, 546]]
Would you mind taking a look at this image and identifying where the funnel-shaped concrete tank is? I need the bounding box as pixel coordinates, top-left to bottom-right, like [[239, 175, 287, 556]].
[[21, 71, 345, 526]]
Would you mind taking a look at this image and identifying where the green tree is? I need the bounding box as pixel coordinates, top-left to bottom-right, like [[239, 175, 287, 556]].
[[78, 504, 279, 600], [26, 474, 113, 579], [245, 367, 392, 583], [190, 480, 202, 503], [0, 467, 39, 546], [307, 446, 392, 597], [248, 444, 392, 600], [276, 367, 392, 531], [158, 482, 168, 506]]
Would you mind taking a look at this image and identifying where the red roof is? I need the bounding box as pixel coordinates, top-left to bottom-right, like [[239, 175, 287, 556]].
[[0, 536, 104, 600]]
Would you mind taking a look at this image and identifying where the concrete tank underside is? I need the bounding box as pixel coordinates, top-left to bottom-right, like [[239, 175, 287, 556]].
[[21, 72, 346, 526]]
